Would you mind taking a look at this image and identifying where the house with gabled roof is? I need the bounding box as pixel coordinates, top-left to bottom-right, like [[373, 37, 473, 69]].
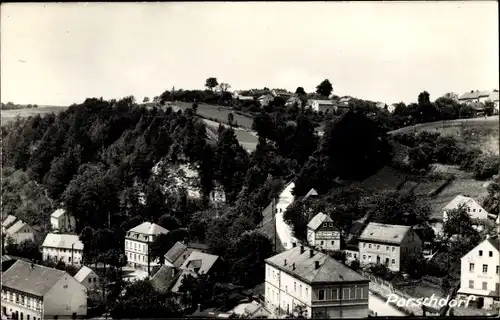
[[1, 260, 87, 319], [124, 222, 169, 273], [358, 222, 421, 272], [170, 251, 222, 293], [458, 236, 500, 309], [303, 188, 318, 201], [306, 212, 341, 251], [272, 89, 293, 99], [258, 94, 274, 107], [42, 233, 84, 266], [443, 195, 489, 222], [74, 266, 102, 301], [458, 90, 491, 104], [5, 219, 37, 244], [50, 208, 76, 233], [265, 244, 369, 318]]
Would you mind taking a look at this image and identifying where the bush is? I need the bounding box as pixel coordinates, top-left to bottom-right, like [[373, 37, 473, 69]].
[[472, 153, 499, 180]]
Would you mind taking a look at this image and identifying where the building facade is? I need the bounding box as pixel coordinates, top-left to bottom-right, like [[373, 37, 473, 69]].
[[358, 223, 422, 272], [443, 195, 489, 222], [50, 209, 76, 233], [306, 212, 341, 251], [458, 237, 500, 309], [42, 233, 84, 266], [74, 266, 102, 302], [265, 245, 369, 319], [1, 261, 87, 320], [310, 100, 335, 113], [5, 220, 37, 245], [125, 222, 169, 272]]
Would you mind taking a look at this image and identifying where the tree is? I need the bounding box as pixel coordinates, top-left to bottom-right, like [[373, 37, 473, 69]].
[[178, 273, 216, 312], [471, 152, 499, 180], [402, 253, 426, 278], [443, 92, 458, 100], [483, 175, 499, 214], [227, 112, 234, 126], [192, 102, 198, 115], [443, 205, 480, 241], [5, 239, 42, 261], [205, 77, 219, 91], [295, 87, 306, 95], [143, 97, 150, 103], [218, 83, 231, 92], [418, 91, 431, 106], [484, 100, 495, 116], [315, 79, 333, 97]]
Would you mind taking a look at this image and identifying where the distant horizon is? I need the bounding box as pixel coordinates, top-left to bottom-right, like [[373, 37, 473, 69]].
[[2, 2, 498, 106]]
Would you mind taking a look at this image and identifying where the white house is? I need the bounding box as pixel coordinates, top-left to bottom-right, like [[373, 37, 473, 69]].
[[2, 215, 18, 234], [358, 222, 422, 272], [1, 260, 87, 319], [42, 233, 84, 266], [124, 222, 169, 273], [5, 220, 37, 245], [272, 89, 293, 99], [306, 212, 341, 251], [265, 244, 370, 318], [443, 195, 489, 222], [488, 91, 499, 114], [458, 236, 500, 309], [50, 209, 76, 233], [458, 90, 492, 104], [310, 100, 335, 113], [258, 94, 274, 107], [74, 266, 102, 302]]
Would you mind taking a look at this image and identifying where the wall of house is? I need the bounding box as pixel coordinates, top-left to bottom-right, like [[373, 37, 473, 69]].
[[459, 240, 500, 309], [80, 271, 102, 302], [1, 289, 43, 320], [359, 241, 402, 271], [125, 238, 158, 269], [43, 247, 83, 266], [50, 216, 61, 231], [310, 282, 369, 319], [444, 201, 489, 222], [399, 230, 422, 263], [312, 225, 341, 251], [344, 250, 359, 262], [44, 275, 87, 318]]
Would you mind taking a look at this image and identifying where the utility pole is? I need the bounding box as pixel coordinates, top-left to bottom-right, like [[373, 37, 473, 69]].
[[147, 236, 151, 278], [71, 243, 74, 266], [273, 197, 277, 253], [172, 86, 175, 103]]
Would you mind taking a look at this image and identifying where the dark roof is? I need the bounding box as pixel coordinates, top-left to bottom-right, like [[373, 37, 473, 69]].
[[151, 265, 179, 293], [265, 246, 368, 284], [187, 242, 210, 252], [303, 188, 318, 200], [2, 260, 66, 297], [164, 242, 194, 268], [487, 237, 500, 251]]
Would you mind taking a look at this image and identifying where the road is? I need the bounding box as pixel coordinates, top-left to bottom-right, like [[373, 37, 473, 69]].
[[369, 292, 406, 317], [275, 209, 297, 250]]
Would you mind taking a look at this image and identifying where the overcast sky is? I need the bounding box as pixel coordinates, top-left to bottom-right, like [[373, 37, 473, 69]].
[[1, 2, 498, 106]]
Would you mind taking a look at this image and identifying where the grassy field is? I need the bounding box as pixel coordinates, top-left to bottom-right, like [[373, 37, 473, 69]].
[[174, 102, 254, 129], [1, 105, 69, 125], [389, 116, 499, 155]]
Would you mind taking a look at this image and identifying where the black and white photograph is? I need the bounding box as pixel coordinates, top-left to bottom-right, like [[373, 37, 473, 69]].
[[1, 2, 499, 319]]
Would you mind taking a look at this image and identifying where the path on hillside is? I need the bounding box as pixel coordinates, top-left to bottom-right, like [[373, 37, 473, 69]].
[[275, 209, 297, 250]]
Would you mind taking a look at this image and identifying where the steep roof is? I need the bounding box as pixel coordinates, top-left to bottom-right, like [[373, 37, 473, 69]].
[[74, 266, 95, 283], [128, 222, 169, 235], [6, 220, 27, 234], [42, 233, 84, 250], [459, 90, 491, 100], [2, 215, 17, 228], [303, 188, 318, 200], [443, 195, 476, 211], [180, 251, 219, 274], [51, 208, 67, 219], [487, 237, 500, 251], [164, 242, 195, 268], [307, 212, 334, 231], [265, 246, 367, 284], [359, 222, 411, 245], [2, 260, 67, 297], [151, 265, 178, 293]]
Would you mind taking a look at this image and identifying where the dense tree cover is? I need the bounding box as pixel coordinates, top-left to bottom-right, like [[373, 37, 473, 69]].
[[483, 175, 499, 214], [4, 239, 42, 262], [1, 102, 39, 110], [293, 111, 391, 196], [316, 79, 333, 97]]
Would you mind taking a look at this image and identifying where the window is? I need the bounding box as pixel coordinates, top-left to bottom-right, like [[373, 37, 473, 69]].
[[331, 241, 334, 245], [368, 255, 372, 261], [68, 257, 71, 263], [306, 288, 309, 297], [134, 243, 137, 249], [323, 223, 327, 227], [496, 283, 500, 293], [355, 287, 362, 299], [88, 278, 92, 283], [329, 223, 333, 227], [473, 209, 476, 212], [299, 285, 302, 296], [320, 241, 324, 245], [469, 280, 474, 289], [470, 263, 475, 272], [386, 246, 389, 251], [368, 244, 372, 249], [489, 251, 493, 257], [392, 259, 395, 265], [482, 282, 488, 290], [343, 288, 350, 300], [363, 255, 366, 260], [479, 209, 482, 212], [497, 266, 499, 274], [294, 282, 296, 292], [479, 250, 483, 256], [483, 264, 488, 273], [318, 289, 325, 300], [285, 285, 288, 293], [392, 247, 395, 252], [349, 288, 355, 299], [331, 289, 339, 300], [363, 243, 366, 248], [377, 245, 380, 250]]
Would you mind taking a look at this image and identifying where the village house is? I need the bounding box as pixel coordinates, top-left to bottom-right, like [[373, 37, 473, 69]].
[[5, 219, 38, 245], [170, 251, 222, 292], [285, 96, 303, 108], [258, 94, 274, 107], [50, 208, 76, 233], [488, 91, 499, 113], [74, 266, 102, 302], [307, 212, 341, 251], [310, 100, 336, 113], [272, 89, 293, 99], [342, 216, 369, 263], [458, 236, 500, 310], [458, 90, 491, 104], [1, 260, 87, 320], [2, 215, 18, 234], [265, 244, 370, 318], [124, 222, 169, 273], [42, 233, 84, 266], [358, 222, 422, 272], [443, 195, 489, 222]]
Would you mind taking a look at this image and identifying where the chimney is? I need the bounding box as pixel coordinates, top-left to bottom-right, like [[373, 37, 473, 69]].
[[309, 249, 314, 258], [300, 246, 305, 254], [292, 263, 296, 270], [315, 261, 320, 269], [284, 259, 287, 266]]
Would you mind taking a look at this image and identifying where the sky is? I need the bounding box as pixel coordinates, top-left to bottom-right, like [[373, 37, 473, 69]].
[[1, 2, 498, 106]]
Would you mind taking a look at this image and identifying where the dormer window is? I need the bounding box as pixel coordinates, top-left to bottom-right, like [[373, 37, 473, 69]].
[[323, 223, 327, 227]]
